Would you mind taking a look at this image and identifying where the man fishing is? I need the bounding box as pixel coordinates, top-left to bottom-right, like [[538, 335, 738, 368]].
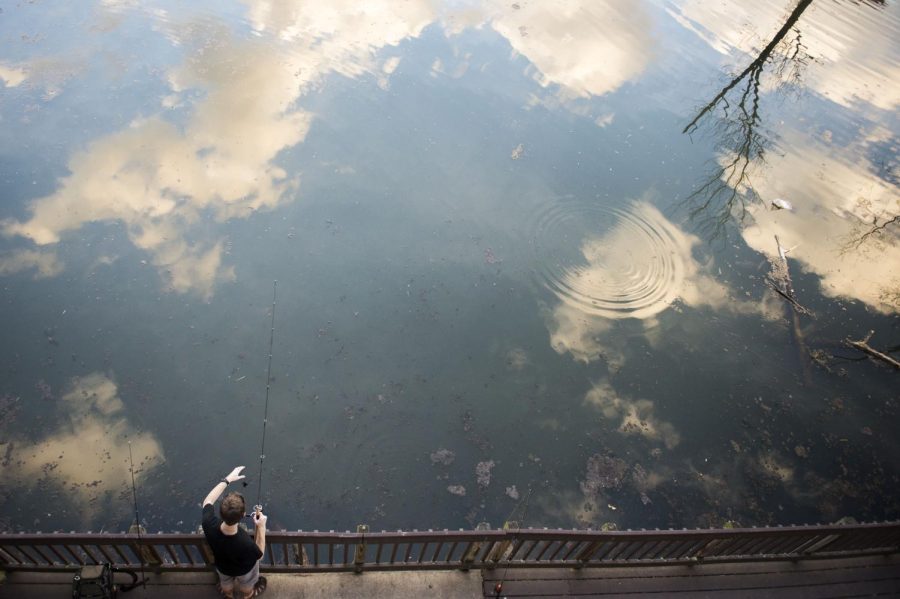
[[202, 466, 268, 598]]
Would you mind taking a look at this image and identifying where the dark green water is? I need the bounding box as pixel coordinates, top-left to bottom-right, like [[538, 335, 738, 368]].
[[1, 0, 898, 534]]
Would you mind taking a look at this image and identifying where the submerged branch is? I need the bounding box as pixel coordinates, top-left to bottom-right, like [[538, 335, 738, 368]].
[[845, 331, 900, 370], [766, 277, 815, 317], [771, 235, 813, 383]]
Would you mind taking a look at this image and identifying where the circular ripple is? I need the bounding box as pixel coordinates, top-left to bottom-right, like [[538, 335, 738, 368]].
[[530, 199, 686, 319]]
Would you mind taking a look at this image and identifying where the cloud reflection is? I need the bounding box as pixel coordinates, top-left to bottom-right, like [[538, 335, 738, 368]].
[[486, 1, 654, 98], [2, 27, 314, 298], [0, 63, 28, 88], [443, 0, 654, 98], [2, 0, 661, 297], [545, 201, 765, 365], [2, 0, 436, 298], [584, 380, 681, 449], [0, 249, 63, 278], [739, 130, 900, 313], [0, 373, 163, 520]]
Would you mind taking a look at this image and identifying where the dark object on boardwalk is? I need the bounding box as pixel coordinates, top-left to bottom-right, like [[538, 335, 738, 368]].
[[72, 563, 144, 598], [72, 563, 115, 599]]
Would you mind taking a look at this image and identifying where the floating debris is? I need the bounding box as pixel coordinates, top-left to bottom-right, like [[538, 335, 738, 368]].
[[447, 485, 466, 497], [581, 454, 627, 496], [505, 348, 528, 370], [44, 328, 59, 346], [462, 411, 474, 433], [771, 198, 794, 211], [860, 427, 873, 436], [430, 449, 455, 466], [483, 247, 502, 265], [476, 460, 495, 488], [505, 485, 519, 500], [794, 445, 809, 458], [632, 463, 648, 487], [639, 492, 652, 506], [1, 442, 14, 468], [510, 143, 524, 160], [35, 380, 53, 401], [0, 394, 20, 425]]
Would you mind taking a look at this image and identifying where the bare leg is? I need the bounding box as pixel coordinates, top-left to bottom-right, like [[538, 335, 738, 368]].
[[217, 581, 235, 599]]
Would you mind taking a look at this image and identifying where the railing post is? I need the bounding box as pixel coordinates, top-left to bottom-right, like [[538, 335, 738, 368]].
[[461, 523, 491, 571], [692, 538, 717, 562], [354, 525, 368, 573], [194, 524, 215, 566], [575, 541, 603, 568], [486, 521, 516, 569], [198, 539, 214, 566], [128, 524, 163, 573], [292, 543, 308, 566]]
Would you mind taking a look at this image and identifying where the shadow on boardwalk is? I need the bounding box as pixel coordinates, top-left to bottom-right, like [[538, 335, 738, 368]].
[[2, 554, 899, 598]]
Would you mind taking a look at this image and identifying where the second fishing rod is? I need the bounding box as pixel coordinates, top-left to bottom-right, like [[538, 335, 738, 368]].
[[252, 280, 278, 518]]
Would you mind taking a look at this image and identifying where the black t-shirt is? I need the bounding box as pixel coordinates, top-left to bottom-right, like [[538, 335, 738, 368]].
[[202, 504, 263, 576]]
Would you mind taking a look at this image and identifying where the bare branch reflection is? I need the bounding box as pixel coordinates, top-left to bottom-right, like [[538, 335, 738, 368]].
[[846, 210, 900, 249], [682, 0, 814, 239]]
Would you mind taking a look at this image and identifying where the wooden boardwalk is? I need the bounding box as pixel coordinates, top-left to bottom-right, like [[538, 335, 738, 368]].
[[2, 554, 898, 598], [481, 555, 900, 597]]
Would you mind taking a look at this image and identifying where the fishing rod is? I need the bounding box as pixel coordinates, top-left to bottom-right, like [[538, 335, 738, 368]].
[[255, 280, 278, 512], [125, 441, 149, 594], [494, 484, 534, 598], [73, 448, 146, 598]]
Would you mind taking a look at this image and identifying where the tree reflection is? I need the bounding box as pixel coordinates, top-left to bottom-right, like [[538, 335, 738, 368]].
[[847, 213, 900, 249], [682, 0, 814, 239]]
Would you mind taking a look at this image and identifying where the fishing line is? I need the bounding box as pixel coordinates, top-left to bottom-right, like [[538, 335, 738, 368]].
[[126, 441, 149, 595], [255, 280, 277, 509]]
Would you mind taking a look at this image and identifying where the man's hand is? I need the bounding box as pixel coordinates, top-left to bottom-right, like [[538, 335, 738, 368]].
[[253, 509, 267, 528], [203, 466, 247, 506], [225, 466, 246, 484], [253, 507, 267, 554]]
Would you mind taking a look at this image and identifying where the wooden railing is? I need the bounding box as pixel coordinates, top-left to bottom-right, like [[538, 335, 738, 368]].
[[1, 522, 898, 574]]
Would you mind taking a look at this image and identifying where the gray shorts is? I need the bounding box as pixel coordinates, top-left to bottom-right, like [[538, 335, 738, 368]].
[[216, 560, 259, 593]]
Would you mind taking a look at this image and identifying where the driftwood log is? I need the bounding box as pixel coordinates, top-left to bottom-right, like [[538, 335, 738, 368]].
[[771, 236, 813, 383], [845, 331, 900, 371]]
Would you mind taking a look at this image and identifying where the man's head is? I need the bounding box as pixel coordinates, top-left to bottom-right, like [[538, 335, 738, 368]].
[[220, 492, 246, 525]]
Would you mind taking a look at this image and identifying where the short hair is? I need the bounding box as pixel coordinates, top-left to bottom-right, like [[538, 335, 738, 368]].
[[220, 492, 245, 525]]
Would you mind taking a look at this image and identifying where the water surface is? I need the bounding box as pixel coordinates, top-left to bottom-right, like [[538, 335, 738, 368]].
[[1, 0, 898, 533]]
